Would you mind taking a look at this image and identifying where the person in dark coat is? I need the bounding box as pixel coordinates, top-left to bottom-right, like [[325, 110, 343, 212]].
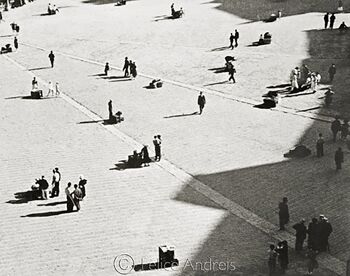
[[267, 244, 278, 276], [14, 37, 18, 50], [293, 219, 307, 252], [38, 175, 49, 200], [328, 64, 336, 82], [234, 29, 239, 47], [335, 147, 344, 170], [197, 92, 206, 115], [276, 240, 289, 274], [278, 197, 289, 230], [316, 133, 324, 157], [307, 218, 318, 250], [65, 182, 74, 212], [108, 100, 113, 120], [123, 57, 129, 77], [306, 249, 318, 275], [229, 33, 234, 49], [131, 62, 137, 78], [78, 175, 87, 199], [323, 13, 329, 29], [341, 119, 349, 140], [48, 51, 55, 67], [329, 13, 336, 29], [104, 62, 110, 76], [331, 117, 341, 142], [141, 145, 151, 166]]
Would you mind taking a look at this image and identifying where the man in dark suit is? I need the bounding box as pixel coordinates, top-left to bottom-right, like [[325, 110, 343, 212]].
[[197, 92, 206, 115]]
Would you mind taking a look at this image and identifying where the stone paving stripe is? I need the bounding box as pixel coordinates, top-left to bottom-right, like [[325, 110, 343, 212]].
[[3, 54, 346, 276]]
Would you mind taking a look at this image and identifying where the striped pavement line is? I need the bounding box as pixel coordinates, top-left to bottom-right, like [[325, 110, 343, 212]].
[[2, 54, 346, 275]]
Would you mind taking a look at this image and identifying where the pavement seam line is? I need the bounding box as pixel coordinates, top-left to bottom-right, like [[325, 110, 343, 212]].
[[2, 54, 345, 276], [19, 42, 334, 124]]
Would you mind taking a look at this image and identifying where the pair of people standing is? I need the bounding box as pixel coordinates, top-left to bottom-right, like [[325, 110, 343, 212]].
[[267, 241, 289, 275], [123, 57, 137, 78], [324, 13, 336, 29], [65, 175, 87, 212], [229, 29, 239, 49], [47, 81, 60, 97], [153, 135, 162, 161]]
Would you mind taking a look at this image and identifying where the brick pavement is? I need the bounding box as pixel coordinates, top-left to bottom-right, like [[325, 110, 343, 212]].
[[0, 54, 339, 276], [1, 0, 349, 275]]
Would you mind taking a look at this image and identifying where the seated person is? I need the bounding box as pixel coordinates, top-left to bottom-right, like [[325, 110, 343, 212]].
[[258, 34, 264, 44], [339, 21, 348, 32]]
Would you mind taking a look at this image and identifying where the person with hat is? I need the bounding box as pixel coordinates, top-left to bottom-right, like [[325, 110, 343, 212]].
[[293, 219, 307, 251]]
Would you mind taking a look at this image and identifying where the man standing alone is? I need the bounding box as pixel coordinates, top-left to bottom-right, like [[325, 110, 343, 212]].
[[197, 92, 206, 115], [65, 182, 74, 212], [316, 133, 324, 157], [335, 147, 344, 170], [328, 64, 336, 82], [234, 29, 239, 47], [323, 13, 329, 29], [229, 33, 234, 49], [293, 219, 307, 252], [329, 13, 336, 29], [278, 197, 289, 230], [48, 51, 55, 67]]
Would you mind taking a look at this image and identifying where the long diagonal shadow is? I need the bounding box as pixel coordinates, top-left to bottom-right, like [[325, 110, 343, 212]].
[[164, 112, 198, 119], [21, 210, 75, 217]]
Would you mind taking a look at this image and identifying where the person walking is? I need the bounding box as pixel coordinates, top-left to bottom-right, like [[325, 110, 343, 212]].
[[73, 184, 83, 211], [47, 81, 54, 97], [14, 37, 18, 50], [123, 57, 130, 77], [331, 117, 341, 142], [323, 13, 329, 29], [65, 182, 74, 212], [104, 62, 110, 76], [293, 219, 307, 252], [78, 175, 87, 199], [228, 65, 236, 83], [48, 51, 55, 67], [328, 64, 336, 83], [329, 13, 336, 29], [229, 33, 234, 49], [267, 244, 278, 276], [51, 167, 61, 197], [234, 29, 239, 47], [55, 82, 60, 96], [316, 133, 324, 157], [278, 197, 289, 230], [197, 92, 206, 115], [335, 147, 344, 170]]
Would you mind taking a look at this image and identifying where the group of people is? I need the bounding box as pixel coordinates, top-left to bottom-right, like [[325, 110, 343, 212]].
[[276, 197, 334, 275], [47, 3, 59, 15], [170, 3, 184, 18], [267, 240, 289, 275], [32, 169, 87, 212], [331, 116, 349, 142], [122, 57, 137, 78], [290, 65, 321, 93]]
